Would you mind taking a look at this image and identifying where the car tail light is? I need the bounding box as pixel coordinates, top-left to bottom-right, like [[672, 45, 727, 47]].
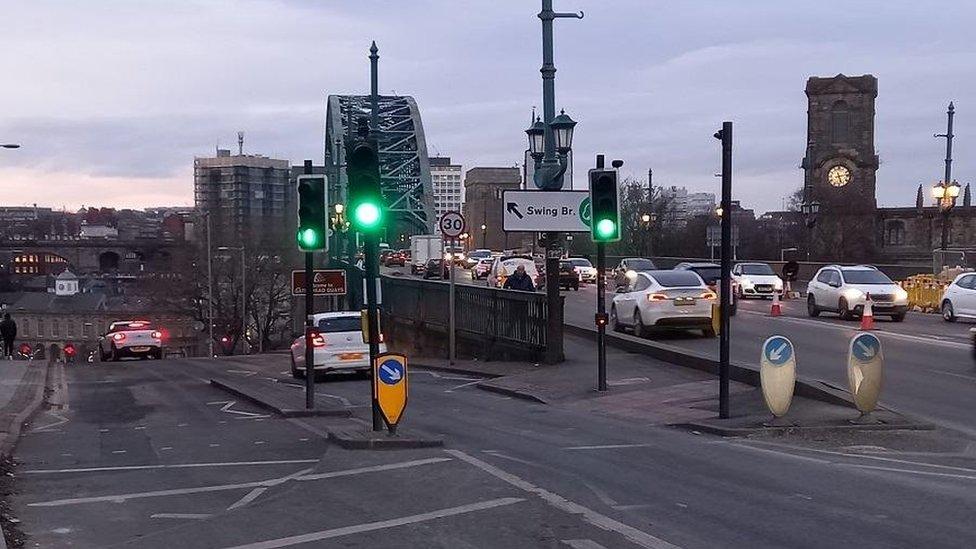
[[648, 293, 668, 301], [64, 345, 76, 356], [310, 333, 327, 348], [700, 291, 717, 300], [112, 333, 126, 342], [151, 331, 162, 339]]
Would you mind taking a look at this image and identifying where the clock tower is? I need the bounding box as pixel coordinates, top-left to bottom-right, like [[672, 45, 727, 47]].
[[802, 74, 879, 261]]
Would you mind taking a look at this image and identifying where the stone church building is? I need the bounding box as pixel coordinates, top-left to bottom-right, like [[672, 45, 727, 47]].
[[799, 74, 972, 266]]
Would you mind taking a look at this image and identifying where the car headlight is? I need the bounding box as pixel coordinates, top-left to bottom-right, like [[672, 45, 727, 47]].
[[740, 278, 754, 288], [843, 288, 864, 301], [895, 288, 908, 302], [774, 278, 783, 290], [625, 270, 637, 279]]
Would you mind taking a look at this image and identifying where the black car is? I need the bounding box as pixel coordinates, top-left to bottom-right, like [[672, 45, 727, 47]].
[[423, 258, 449, 280], [613, 258, 657, 289], [673, 262, 737, 316], [558, 261, 580, 291]]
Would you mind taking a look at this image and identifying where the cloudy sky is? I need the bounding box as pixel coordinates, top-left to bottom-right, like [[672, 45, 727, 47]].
[[0, 0, 973, 214]]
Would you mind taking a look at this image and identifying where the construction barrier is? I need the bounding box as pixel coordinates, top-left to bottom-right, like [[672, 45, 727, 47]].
[[899, 275, 948, 313]]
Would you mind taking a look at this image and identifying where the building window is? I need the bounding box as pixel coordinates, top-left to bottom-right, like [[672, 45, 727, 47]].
[[36, 319, 44, 338], [885, 221, 906, 246], [830, 100, 852, 144], [83, 323, 93, 339], [66, 320, 74, 338], [51, 320, 59, 337]]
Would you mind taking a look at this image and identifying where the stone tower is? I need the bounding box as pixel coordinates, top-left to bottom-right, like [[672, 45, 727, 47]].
[[802, 74, 879, 261]]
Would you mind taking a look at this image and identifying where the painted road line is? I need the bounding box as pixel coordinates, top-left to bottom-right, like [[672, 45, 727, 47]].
[[446, 450, 682, 549], [929, 369, 976, 383], [151, 513, 214, 520], [227, 468, 314, 510], [445, 379, 484, 393], [23, 459, 321, 475], [563, 540, 609, 549], [742, 439, 976, 475], [27, 458, 449, 507], [563, 444, 656, 451], [220, 497, 525, 549]]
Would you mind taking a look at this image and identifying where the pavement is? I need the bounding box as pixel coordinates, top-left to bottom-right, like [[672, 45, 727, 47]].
[[5, 353, 976, 548]]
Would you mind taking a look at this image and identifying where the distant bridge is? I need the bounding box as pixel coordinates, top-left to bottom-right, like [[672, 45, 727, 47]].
[[0, 239, 182, 274]]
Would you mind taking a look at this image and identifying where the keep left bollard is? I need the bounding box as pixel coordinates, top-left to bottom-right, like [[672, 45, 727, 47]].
[[760, 335, 796, 420], [847, 333, 883, 422]]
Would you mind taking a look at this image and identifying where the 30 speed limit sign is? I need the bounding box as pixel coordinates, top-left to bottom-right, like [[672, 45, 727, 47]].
[[439, 211, 465, 238]]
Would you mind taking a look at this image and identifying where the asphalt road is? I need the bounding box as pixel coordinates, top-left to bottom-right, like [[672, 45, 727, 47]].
[[12, 352, 976, 548], [389, 265, 976, 437]]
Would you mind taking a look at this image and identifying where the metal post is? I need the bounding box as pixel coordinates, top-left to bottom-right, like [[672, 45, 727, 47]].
[[369, 41, 380, 134], [363, 230, 383, 431], [718, 121, 733, 419], [240, 244, 246, 354], [304, 251, 315, 409], [206, 212, 214, 358], [937, 102, 955, 251], [449, 238, 456, 365], [596, 241, 607, 391]]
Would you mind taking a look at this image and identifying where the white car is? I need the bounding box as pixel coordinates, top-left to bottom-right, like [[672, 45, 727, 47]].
[[473, 257, 494, 280], [98, 320, 163, 361], [289, 311, 386, 378], [732, 262, 783, 299], [488, 255, 541, 289], [807, 265, 909, 321], [940, 272, 976, 321], [610, 270, 716, 338], [565, 257, 597, 283]]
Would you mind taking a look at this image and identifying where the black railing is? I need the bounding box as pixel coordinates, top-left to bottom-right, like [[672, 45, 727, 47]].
[[382, 275, 555, 361]]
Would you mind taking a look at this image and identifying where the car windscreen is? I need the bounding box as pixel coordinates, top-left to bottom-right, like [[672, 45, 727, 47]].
[[651, 271, 703, 287], [626, 259, 655, 271], [741, 264, 775, 275], [841, 269, 892, 284], [114, 322, 154, 331], [568, 259, 592, 268], [317, 316, 361, 333], [469, 251, 491, 259], [689, 267, 721, 284]]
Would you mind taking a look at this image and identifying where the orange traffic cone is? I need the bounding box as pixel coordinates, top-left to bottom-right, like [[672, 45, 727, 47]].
[[860, 292, 874, 330], [770, 291, 782, 317]]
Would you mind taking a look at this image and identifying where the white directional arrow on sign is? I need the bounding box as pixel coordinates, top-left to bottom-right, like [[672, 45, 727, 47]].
[[769, 342, 788, 362], [856, 341, 876, 359], [381, 365, 402, 382]]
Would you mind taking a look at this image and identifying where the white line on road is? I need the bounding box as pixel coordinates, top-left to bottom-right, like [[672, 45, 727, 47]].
[[151, 513, 214, 520], [446, 450, 682, 549], [30, 411, 69, 433], [929, 369, 976, 382], [563, 444, 656, 451], [23, 459, 320, 475], [445, 379, 484, 393], [563, 540, 609, 549], [849, 463, 976, 481], [220, 497, 525, 549], [295, 457, 452, 482], [227, 467, 314, 510]]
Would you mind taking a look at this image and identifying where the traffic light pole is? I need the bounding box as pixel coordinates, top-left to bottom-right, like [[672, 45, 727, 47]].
[[363, 230, 383, 431], [717, 121, 733, 419], [595, 154, 607, 392], [304, 251, 315, 409]]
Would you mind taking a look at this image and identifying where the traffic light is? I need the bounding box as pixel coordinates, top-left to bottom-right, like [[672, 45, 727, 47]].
[[346, 138, 384, 232], [296, 175, 328, 251], [589, 168, 620, 242]]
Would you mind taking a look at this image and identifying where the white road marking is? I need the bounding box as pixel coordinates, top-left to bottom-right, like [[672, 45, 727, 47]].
[[563, 443, 655, 451], [929, 369, 976, 382], [31, 411, 69, 433], [28, 457, 451, 507], [151, 513, 213, 520], [111, 450, 127, 454], [219, 497, 525, 549], [99, 428, 109, 433], [447, 450, 681, 549], [254, 441, 266, 445], [178, 423, 189, 427], [134, 426, 147, 430], [445, 379, 484, 393], [849, 463, 976, 481], [227, 467, 314, 510], [209, 444, 221, 448], [562, 540, 609, 549], [227, 369, 257, 377], [23, 459, 320, 475], [607, 377, 650, 386], [160, 447, 174, 451], [742, 439, 976, 474]]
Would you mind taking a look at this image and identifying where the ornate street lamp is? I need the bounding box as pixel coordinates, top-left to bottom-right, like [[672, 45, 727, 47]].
[[549, 110, 577, 155], [932, 180, 961, 250], [525, 117, 546, 161]]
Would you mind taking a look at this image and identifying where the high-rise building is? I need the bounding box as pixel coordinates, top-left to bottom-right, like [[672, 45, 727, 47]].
[[194, 149, 292, 245], [430, 157, 464, 228]]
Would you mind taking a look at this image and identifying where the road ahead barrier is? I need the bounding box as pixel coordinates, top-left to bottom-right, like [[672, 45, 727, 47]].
[[899, 275, 947, 313]]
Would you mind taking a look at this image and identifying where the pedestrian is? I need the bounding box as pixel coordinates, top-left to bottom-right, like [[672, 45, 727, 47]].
[[503, 264, 535, 292], [0, 313, 16, 360]]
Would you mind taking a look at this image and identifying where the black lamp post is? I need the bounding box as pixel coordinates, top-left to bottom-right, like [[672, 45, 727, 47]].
[[932, 180, 961, 251], [800, 201, 820, 261]]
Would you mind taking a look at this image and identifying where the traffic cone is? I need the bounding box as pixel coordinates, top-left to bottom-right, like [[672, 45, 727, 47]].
[[860, 293, 874, 331], [770, 291, 782, 317]]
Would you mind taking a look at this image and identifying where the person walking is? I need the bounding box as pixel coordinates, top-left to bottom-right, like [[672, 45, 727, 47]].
[[0, 313, 16, 360], [503, 264, 536, 292]]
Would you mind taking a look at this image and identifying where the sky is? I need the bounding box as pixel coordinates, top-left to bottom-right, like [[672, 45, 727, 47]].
[[0, 0, 973, 214]]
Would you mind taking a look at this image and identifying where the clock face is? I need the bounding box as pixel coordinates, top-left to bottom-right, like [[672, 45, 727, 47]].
[[827, 165, 852, 187]]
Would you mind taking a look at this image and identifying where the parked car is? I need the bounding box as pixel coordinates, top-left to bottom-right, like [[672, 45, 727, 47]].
[[940, 272, 976, 321], [473, 257, 494, 280], [289, 311, 386, 378], [558, 260, 580, 291], [610, 270, 716, 338], [613, 258, 657, 289], [489, 255, 542, 289], [732, 262, 783, 299], [807, 265, 909, 321], [674, 262, 736, 316], [565, 257, 597, 284], [423, 258, 449, 280], [98, 320, 163, 361], [384, 250, 406, 267]]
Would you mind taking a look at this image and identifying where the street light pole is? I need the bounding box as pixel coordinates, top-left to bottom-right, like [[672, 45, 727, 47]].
[[205, 212, 214, 357], [935, 102, 956, 252]]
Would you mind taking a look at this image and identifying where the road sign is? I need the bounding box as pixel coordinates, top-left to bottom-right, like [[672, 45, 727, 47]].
[[438, 211, 465, 238], [759, 335, 796, 417], [291, 269, 347, 296], [373, 352, 408, 430], [502, 190, 591, 232], [706, 225, 739, 247], [848, 333, 883, 414]]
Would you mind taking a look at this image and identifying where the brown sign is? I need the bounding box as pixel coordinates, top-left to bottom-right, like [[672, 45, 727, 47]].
[[291, 270, 347, 296]]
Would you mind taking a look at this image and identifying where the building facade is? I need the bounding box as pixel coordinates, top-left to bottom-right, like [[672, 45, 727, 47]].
[[430, 157, 464, 230], [194, 149, 292, 245], [462, 167, 533, 252]]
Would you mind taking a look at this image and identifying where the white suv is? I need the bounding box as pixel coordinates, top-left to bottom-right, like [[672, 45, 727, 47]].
[[807, 265, 909, 321], [732, 262, 783, 299]]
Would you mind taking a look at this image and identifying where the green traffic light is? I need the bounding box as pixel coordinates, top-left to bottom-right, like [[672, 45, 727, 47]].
[[595, 218, 616, 239], [353, 202, 381, 228], [298, 227, 322, 249]]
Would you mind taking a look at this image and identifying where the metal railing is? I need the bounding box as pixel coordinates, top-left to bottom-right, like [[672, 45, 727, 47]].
[[381, 275, 552, 360]]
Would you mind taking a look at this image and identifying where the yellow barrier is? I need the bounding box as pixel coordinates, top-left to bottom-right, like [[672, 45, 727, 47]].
[[899, 275, 948, 313]]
